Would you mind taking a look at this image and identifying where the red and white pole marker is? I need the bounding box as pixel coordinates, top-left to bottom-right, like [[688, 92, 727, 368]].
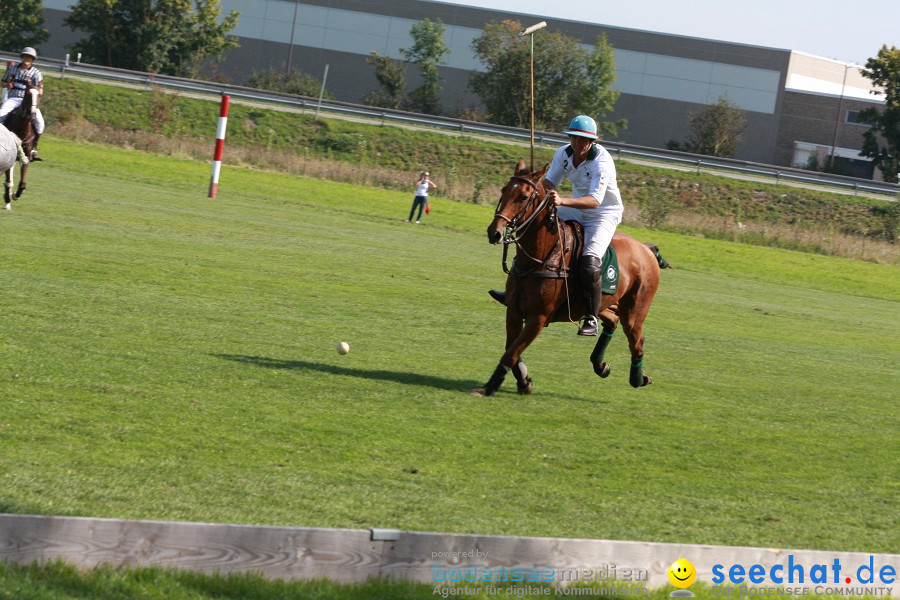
[[208, 93, 230, 199]]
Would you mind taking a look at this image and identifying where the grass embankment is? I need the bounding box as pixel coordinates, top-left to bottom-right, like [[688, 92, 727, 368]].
[[37, 74, 900, 263]]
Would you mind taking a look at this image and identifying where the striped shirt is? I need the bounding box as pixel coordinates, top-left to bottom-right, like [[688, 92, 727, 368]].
[[1, 63, 43, 99]]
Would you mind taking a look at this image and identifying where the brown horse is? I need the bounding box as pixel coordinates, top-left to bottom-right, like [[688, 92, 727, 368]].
[[472, 160, 670, 397], [2, 86, 39, 207]]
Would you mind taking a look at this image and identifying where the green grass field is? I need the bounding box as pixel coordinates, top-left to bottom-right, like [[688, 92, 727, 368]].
[[1, 138, 897, 565]]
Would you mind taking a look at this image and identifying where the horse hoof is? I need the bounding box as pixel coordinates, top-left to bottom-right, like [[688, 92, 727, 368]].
[[516, 377, 533, 394], [631, 373, 652, 388], [593, 361, 611, 378], [4, 204, 10, 211]]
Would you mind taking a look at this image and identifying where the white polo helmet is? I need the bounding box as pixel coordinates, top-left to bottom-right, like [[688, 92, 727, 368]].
[[21, 47, 37, 59]]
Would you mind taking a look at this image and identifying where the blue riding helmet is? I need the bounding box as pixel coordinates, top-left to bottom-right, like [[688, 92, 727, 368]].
[[563, 115, 598, 140]]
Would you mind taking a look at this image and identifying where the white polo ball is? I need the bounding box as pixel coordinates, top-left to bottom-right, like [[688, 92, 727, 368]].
[[337, 342, 350, 355]]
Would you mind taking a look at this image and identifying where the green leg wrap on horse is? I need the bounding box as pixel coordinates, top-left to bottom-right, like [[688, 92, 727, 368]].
[[590, 329, 615, 364], [629, 358, 644, 388]]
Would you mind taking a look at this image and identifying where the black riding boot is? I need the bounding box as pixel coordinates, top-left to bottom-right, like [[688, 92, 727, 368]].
[[30, 132, 42, 161], [488, 289, 507, 305], [577, 255, 604, 336]]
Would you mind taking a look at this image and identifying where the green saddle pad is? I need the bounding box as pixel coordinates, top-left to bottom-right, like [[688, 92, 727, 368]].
[[565, 220, 618, 293], [600, 243, 619, 294]]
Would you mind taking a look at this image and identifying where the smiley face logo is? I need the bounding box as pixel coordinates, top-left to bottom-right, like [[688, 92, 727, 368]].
[[667, 558, 697, 588]]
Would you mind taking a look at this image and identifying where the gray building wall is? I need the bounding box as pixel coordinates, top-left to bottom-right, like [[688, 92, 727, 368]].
[[41, 9, 80, 59], [777, 92, 876, 176], [208, 0, 792, 163]]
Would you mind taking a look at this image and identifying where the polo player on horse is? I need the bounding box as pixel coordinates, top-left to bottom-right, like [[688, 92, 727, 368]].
[[1, 47, 45, 161], [489, 115, 624, 336]]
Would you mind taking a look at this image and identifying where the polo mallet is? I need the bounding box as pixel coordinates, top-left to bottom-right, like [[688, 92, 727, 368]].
[[519, 21, 546, 171]]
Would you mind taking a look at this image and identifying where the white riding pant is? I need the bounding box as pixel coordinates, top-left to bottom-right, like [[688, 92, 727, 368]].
[[556, 206, 622, 259], [0, 97, 45, 134]]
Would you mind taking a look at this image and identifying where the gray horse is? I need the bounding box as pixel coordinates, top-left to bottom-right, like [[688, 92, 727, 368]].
[[0, 123, 28, 211]]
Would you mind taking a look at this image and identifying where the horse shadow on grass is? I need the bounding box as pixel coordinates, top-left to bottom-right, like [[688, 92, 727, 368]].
[[215, 354, 483, 393], [214, 354, 604, 402]]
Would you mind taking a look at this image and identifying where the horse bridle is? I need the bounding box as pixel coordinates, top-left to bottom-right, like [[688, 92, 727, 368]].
[[493, 176, 549, 242], [494, 175, 576, 280], [494, 175, 579, 323]]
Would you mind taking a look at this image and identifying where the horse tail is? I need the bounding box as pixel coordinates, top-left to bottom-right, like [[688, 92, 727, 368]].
[[645, 244, 673, 270]]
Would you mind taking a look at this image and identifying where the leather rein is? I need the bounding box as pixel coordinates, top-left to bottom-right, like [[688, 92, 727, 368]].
[[494, 176, 573, 279]]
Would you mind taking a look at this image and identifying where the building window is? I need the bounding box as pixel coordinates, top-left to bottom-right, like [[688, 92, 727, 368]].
[[827, 155, 875, 179], [845, 110, 872, 126]]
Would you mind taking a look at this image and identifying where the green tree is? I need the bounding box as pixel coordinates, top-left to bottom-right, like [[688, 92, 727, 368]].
[[470, 20, 575, 130], [64, 0, 239, 78], [469, 21, 623, 134], [400, 18, 450, 114], [183, 0, 240, 76], [669, 95, 747, 157], [361, 52, 406, 109], [580, 35, 626, 136], [469, 21, 529, 127], [0, 0, 49, 51], [858, 45, 900, 183]]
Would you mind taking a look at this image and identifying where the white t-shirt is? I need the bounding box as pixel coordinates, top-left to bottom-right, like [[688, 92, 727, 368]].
[[415, 180, 431, 197], [544, 143, 623, 214]]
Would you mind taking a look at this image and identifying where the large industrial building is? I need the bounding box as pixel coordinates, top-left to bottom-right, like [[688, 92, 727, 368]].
[[38, 0, 887, 179]]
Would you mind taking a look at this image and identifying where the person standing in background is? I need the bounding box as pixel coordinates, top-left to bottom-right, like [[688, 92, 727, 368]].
[[405, 171, 436, 224]]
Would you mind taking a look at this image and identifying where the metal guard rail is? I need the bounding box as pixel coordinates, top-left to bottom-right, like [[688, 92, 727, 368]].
[[4, 53, 898, 199]]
